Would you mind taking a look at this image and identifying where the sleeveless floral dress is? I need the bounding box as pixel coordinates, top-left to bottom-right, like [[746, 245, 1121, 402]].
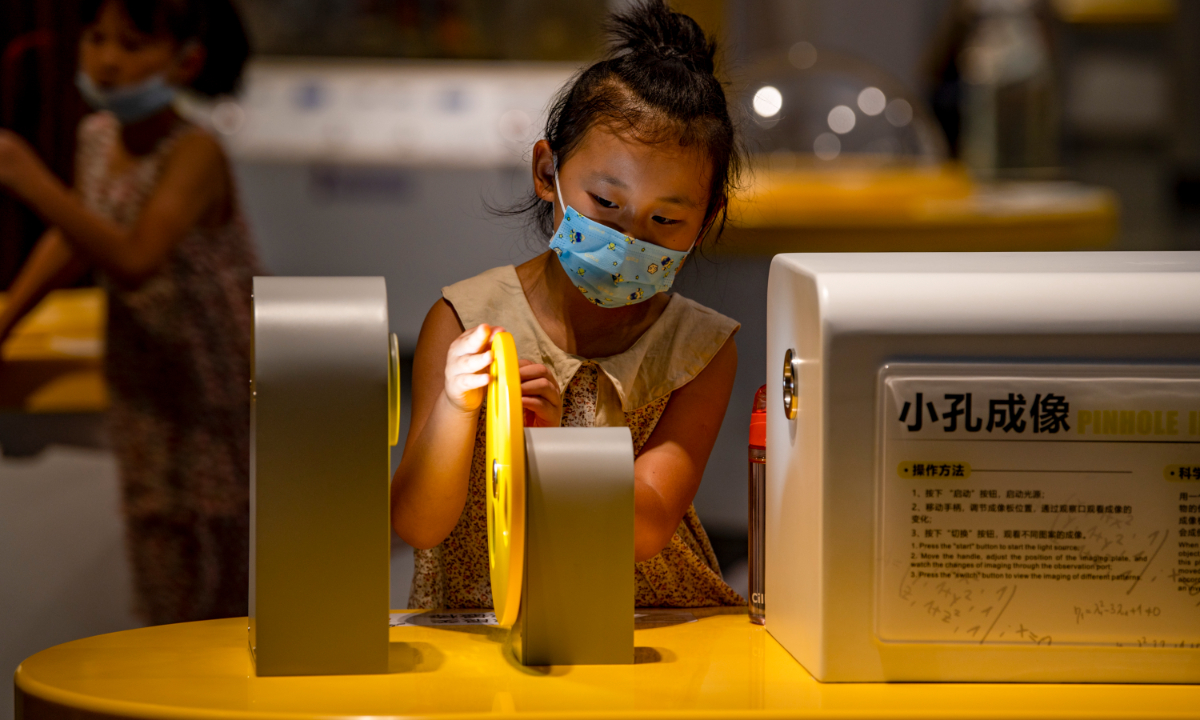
[[408, 265, 745, 609], [76, 112, 263, 625]]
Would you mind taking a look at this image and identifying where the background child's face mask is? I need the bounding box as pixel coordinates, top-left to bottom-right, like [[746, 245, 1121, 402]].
[[76, 71, 177, 125], [547, 170, 696, 308]]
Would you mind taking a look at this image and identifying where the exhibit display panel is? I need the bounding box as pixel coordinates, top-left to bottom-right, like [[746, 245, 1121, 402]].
[[877, 365, 1200, 648], [765, 252, 1200, 682]]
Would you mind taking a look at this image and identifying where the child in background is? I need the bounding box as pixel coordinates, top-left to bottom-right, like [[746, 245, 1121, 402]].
[[0, 0, 262, 624], [392, 0, 744, 609]]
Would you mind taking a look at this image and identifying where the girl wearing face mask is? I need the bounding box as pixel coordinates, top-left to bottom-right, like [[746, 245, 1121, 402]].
[[393, 0, 745, 610], [0, 0, 262, 624]]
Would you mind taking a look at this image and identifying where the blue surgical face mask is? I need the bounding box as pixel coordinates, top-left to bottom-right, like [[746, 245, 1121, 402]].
[[547, 170, 698, 308], [76, 71, 177, 125]]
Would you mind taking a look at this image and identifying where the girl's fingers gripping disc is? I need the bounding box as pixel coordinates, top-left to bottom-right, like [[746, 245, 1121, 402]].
[[485, 331, 525, 627]]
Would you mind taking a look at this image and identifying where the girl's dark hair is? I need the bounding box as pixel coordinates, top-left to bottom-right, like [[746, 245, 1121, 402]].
[[510, 0, 741, 246], [80, 0, 251, 96]]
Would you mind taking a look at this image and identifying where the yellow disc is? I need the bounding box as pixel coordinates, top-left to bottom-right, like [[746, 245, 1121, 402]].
[[388, 332, 401, 447], [485, 331, 525, 627]]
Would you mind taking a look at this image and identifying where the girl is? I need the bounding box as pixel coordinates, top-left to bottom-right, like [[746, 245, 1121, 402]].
[[392, 0, 744, 609], [0, 0, 261, 624]]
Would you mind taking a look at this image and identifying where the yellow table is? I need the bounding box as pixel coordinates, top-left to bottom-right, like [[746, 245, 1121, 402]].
[[14, 609, 1200, 719], [0, 288, 107, 413]]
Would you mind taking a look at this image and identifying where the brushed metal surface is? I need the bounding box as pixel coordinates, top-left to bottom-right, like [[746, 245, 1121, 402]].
[[250, 277, 391, 676], [515, 427, 634, 666]]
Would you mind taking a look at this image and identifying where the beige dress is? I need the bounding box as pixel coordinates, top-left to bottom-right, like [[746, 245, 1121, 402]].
[[409, 265, 745, 609]]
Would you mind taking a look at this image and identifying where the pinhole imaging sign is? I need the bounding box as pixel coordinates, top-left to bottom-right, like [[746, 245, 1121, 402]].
[[877, 364, 1200, 649]]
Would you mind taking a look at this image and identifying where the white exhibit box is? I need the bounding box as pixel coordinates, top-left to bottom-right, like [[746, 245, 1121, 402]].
[[765, 252, 1200, 682]]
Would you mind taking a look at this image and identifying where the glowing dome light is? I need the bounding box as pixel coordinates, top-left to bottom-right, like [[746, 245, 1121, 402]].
[[753, 85, 784, 118], [885, 98, 913, 127], [813, 132, 841, 160], [739, 46, 950, 169], [788, 41, 817, 70], [827, 105, 856, 134], [857, 87, 886, 116]]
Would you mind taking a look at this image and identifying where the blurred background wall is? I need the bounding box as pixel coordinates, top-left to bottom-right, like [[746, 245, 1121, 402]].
[[2, 2, 1198, 716]]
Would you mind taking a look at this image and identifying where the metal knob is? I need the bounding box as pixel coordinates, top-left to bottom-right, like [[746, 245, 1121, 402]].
[[782, 348, 798, 420]]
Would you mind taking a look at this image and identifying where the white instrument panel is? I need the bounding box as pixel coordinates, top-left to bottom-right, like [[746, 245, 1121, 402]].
[[765, 251, 1200, 683]]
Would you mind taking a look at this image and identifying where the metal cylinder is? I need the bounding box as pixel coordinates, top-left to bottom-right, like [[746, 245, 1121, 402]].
[[514, 426, 635, 666], [250, 276, 397, 676]]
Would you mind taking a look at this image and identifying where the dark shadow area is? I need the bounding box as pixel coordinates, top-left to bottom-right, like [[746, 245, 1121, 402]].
[[635, 610, 696, 631], [499, 640, 571, 678], [634, 646, 677, 664], [0, 412, 107, 457], [705, 529, 750, 576], [387, 641, 444, 674], [411, 622, 509, 644]]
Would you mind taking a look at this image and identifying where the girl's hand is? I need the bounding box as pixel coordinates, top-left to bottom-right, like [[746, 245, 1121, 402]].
[[519, 359, 562, 427], [0, 130, 49, 196], [442, 323, 502, 414]]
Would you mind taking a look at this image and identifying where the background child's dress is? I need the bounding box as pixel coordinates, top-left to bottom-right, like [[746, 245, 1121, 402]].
[[77, 112, 263, 624], [409, 266, 745, 609]]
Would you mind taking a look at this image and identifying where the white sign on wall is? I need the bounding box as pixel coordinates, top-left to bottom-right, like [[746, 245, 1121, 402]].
[[877, 365, 1200, 648]]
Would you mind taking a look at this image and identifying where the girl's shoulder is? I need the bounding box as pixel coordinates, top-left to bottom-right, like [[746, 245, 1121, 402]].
[[161, 125, 227, 174], [75, 112, 223, 172], [600, 291, 739, 411], [660, 292, 739, 336], [441, 264, 737, 338], [441, 265, 524, 330]]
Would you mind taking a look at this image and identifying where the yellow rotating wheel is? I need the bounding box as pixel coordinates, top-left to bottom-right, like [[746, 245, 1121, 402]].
[[485, 331, 525, 627], [388, 332, 401, 447]]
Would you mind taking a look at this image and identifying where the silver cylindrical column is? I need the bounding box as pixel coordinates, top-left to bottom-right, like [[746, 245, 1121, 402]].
[[515, 426, 635, 666], [250, 276, 397, 676]]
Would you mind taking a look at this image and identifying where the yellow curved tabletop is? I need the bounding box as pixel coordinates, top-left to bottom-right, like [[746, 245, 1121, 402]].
[[15, 610, 1200, 720], [0, 288, 108, 413]]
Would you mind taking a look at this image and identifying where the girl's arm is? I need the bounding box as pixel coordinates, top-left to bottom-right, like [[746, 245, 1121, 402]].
[[632, 336, 738, 562], [0, 228, 90, 344], [390, 300, 498, 549], [391, 302, 562, 548], [390, 294, 730, 560], [0, 128, 227, 288]]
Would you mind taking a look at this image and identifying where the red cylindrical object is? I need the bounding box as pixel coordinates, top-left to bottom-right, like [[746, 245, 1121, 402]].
[[749, 384, 767, 449], [748, 384, 766, 625]]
